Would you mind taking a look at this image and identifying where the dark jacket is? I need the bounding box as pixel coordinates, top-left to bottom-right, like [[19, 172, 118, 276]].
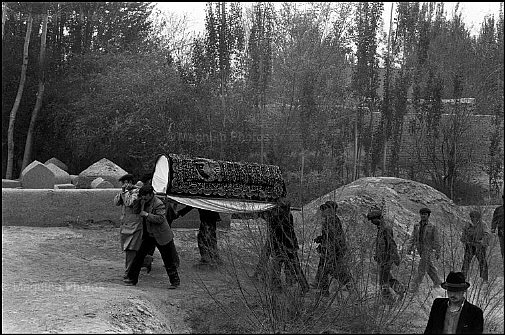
[[142, 196, 174, 245], [315, 214, 347, 260], [408, 220, 441, 256], [491, 205, 504, 233], [269, 205, 298, 252], [424, 298, 483, 334], [461, 221, 489, 247], [375, 222, 400, 266]]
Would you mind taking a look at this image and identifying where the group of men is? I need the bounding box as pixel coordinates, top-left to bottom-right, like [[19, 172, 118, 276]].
[[114, 172, 502, 333], [114, 173, 223, 289]]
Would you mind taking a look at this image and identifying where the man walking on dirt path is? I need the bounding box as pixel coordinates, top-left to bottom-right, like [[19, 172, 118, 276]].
[[407, 207, 443, 293], [311, 201, 354, 297], [461, 211, 489, 284], [424, 271, 483, 334], [114, 174, 153, 278], [124, 185, 180, 288], [366, 207, 405, 304], [491, 193, 504, 260], [269, 199, 310, 294]]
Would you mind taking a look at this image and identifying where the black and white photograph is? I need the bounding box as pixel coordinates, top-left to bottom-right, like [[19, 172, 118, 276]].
[[2, 2, 504, 333]]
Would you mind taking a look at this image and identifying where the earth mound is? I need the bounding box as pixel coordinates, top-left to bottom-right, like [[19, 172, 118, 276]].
[[293, 177, 471, 243]]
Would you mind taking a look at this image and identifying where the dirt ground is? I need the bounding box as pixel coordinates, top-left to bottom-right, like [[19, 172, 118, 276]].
[[2, 217, 504, 334]]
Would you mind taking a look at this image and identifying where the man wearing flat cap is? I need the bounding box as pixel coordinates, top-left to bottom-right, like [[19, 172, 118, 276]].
[[424, 271, 484, 334], [407, 207, 442, 293]]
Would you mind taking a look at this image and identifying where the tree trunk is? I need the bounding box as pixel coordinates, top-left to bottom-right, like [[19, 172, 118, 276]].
[[21, 10, 48, 172], [2, 2, 7, 40], [6, 11, 33, 179]]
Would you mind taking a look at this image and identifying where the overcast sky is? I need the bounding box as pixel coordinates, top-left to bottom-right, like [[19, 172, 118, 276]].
[[155, 2, 503, 37]]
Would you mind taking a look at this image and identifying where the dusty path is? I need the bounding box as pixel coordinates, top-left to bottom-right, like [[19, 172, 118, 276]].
[[2, 218, 504, 333], [1, 223, 238, 333]]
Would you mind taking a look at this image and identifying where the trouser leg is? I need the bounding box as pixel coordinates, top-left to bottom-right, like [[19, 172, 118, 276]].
[[498, 232, 504, 259], [461, 245, 475, 279], [379, 264, 393, 298], [313, 257, 325, 287], [208, 221, 220, 262], [335, 259, 353, 287], [158, 240, 180, 286], [270, 251, 283, 290], [425, 254, 441, 286], [287, 252, 309, 292], [254, 240, 271, 277], [127, 236, 156, 283], [413, 254, 427, 288], [197, 221, 211, 262], [125, 250, 137, 276], [475, 246, 488, 281]]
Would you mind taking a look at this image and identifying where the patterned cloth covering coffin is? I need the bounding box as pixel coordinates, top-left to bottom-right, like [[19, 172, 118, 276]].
[[152, 154, 286, 203]]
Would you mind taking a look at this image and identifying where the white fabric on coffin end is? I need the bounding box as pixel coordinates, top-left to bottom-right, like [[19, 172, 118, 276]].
[[152, 155, 169, 194]]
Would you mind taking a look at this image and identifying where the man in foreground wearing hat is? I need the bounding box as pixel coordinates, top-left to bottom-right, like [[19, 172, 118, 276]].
[[424, 271, 484, 334], [407, 207, 443, 293], [366, 207, 405, 304]]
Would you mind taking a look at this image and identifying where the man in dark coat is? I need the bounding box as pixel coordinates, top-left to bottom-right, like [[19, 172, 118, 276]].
[[407, 207, 442, 293], [269, 199, 309, 294], [491, 193, 504, 259], [424, 271, 484, 334], [366, 208, 405, 303], [461, 211, 489, 283], [311, 201, 354, 297], [124, 185, 180, 288]]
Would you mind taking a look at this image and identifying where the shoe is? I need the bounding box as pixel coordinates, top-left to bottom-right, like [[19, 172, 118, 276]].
[[123, 274, 129, 280], [123, 278, 137, 286], [168, 283, 180, 289]]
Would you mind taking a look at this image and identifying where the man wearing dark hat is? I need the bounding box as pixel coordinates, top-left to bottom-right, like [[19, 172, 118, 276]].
[[311, 201, 354, 297], [366, 207, 405, 304], [424, 271, 484, 334], [461, 211, 489, 284], [407, 207, 442, 293], [490, 193, 504, 260]]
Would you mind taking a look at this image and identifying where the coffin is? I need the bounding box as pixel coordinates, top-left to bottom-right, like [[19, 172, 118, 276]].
[[151, 154, 286, 213]]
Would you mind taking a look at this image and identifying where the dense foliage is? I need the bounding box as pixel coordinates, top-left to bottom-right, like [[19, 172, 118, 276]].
[[2, 2, 504, 204]]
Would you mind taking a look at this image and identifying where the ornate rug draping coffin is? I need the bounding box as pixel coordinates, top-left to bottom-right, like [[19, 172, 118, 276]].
[[152, 154, 286, 205]]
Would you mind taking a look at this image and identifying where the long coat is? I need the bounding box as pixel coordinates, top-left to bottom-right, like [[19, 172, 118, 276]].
[[375, 222, 400, 266], [114, 188, 143, 251], [315, 214, 347, 262], [424, 298, 483, 334], [408, 220, 441, 256], [142, 196, 174, 246]]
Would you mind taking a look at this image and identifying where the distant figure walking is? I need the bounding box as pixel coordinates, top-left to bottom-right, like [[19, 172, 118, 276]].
[[311, 201, 354, 297], [366, 207, 405, 303], [407, 207, 442, 293], [269, 199, 309, 294], [461, 211, 489, 284], [491, 193, 504, 260], [424, 271, 483, 334]]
